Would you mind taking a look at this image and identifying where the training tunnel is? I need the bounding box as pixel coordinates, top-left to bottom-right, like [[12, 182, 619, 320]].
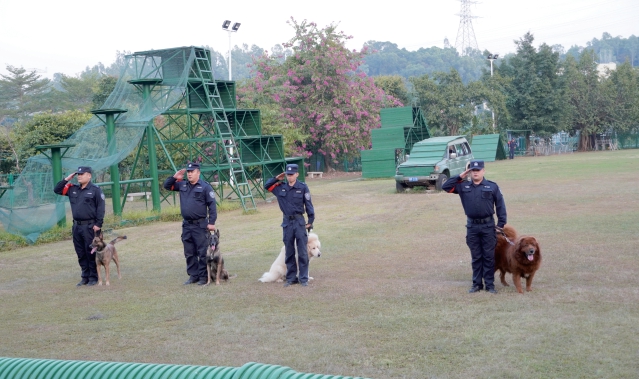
[[0, 357, 371, 379]]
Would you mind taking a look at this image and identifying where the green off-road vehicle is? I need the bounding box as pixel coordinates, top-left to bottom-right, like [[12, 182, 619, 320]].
[[394, 136, 474, 192]]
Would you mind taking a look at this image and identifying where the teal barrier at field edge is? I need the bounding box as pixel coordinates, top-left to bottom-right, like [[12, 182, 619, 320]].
[[0, 358, 371, 379]]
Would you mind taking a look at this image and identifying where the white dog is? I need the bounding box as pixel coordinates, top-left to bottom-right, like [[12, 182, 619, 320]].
[[259, 232, 321, 283]]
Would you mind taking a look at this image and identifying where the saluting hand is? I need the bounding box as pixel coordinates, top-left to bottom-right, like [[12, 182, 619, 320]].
[[65, 173, 76, 181], [276, 172, 286, 181], [174, 169, 186, 180], [460, 168, 471, 179]]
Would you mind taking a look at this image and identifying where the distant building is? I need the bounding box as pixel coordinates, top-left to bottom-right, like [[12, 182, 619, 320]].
[[597, 63, 617, 78]]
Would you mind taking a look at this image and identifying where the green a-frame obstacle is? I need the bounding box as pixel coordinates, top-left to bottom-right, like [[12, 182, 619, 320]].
[[93, 46, 303, 215]]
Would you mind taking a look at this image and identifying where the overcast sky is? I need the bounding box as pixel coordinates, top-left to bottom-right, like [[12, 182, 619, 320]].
[[1, 0, 637, 79]]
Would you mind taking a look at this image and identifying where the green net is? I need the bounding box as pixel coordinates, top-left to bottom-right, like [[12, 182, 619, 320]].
[[0, 47, 197, 242]]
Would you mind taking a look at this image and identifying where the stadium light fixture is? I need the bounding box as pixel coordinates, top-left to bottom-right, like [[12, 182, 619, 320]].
[[222, 20, 241, 80]]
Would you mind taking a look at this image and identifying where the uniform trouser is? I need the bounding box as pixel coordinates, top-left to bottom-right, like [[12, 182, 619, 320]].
[[466, 222, 496, 289], [181, 223, 209, 281], [509, 149, 515, 159], [283, 222, 309, 284], [72, 223, 97, 281]]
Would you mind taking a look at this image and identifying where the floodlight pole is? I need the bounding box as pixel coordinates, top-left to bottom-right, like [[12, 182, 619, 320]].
[[222, 21, 240, 81], [487, 53, 499, 131], [228, 30, 233, 80]]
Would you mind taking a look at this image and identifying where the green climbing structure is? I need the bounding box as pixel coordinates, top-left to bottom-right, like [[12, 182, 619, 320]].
[[0, 46, 302, 241]]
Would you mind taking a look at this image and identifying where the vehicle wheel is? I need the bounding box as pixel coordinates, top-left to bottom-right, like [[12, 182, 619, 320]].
[[396, 181, 407, 193], [435, 174, 448, 191]]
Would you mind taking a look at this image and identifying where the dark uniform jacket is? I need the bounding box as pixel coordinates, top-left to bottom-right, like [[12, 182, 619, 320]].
[[264, 177, 315, 227], [53, 180, 105, 227], [442, 175, 507, 228], [163, 177, 217, 224]]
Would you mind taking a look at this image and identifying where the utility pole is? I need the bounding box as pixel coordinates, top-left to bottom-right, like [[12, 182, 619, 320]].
[[454, 0, 479, 56]]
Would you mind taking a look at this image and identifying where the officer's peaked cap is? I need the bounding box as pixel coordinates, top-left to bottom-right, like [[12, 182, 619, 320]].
[[186, 162, 200, 171], [77, 166, 92, 174], [285, 164, 298, 174], [469, 160, 484, 170]]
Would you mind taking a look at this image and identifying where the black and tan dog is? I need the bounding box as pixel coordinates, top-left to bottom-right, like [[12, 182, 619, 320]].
[[90, 232, 126, 286], [206, 229, 233, 285]]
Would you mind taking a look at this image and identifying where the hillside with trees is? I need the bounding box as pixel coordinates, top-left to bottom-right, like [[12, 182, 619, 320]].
[[1, 29, 638, 173]]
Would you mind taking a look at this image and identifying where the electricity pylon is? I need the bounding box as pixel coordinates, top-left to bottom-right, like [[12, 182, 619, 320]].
[[454, 0, 479, 56]]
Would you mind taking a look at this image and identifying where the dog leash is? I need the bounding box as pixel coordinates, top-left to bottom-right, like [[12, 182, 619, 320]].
[[495, 227, 515, 246]]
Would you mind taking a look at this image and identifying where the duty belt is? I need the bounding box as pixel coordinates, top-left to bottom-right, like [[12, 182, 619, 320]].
[[184, 217, 207, 224], [285, 214, 304, 220], [73, 219, 95, 225], [467, 216, 494, 224]]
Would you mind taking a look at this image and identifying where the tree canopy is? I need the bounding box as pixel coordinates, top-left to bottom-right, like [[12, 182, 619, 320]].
[[238, 18, 401, 169], [411, 70, 496, 136], [499, 33, 566, 136], [0, 66, 52, 121]]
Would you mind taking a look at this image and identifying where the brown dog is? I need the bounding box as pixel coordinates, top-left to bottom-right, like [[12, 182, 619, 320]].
[[495, 224, 542, 293], [206, 229, 232, 285], [90, 233, 126, 286]]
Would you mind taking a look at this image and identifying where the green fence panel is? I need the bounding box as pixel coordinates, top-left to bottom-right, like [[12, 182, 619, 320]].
[[228, 110, 261, 137], [469, 134, 506, 161], [264, 136, 285, 161], [371, 128, 404, 149], [616, 134, 639, 149], [380, 107, 412, 128], [361, 149, 398, 178], [216, 80, 236, 109]]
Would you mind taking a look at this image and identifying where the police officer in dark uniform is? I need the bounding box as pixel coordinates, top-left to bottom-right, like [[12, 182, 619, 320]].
[[508, 138, 518, 159], [264, 164, 315, 287], [442, 160, 507, 294], [163, 162, 217, 286], [53, 166, 105, 286]]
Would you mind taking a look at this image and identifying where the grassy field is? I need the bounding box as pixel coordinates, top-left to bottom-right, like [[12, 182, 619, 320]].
[[1, 150, 638, 378]]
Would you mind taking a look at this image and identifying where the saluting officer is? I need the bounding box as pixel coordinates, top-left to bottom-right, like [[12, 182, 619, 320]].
[[53, 166, 105, 286], [264, 164, 315, 287], [163, 162, 217, 286], [442, 160, 507, 294]]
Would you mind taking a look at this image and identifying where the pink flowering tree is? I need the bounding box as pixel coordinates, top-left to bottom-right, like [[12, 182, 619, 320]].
[[238, 18, 401, 171]]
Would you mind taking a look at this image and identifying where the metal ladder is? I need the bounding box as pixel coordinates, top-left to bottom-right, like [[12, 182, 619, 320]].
[[194, 53, 256, 212]]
